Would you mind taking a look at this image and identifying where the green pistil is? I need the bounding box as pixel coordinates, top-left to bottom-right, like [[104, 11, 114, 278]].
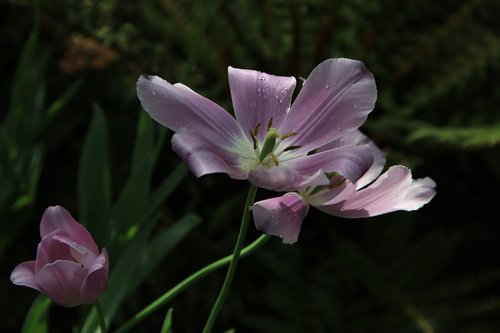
[[259, 128, 280, 161]]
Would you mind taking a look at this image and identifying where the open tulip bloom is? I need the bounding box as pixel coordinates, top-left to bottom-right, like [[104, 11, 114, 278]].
[[10, 206, 108, 308], [135, 58, 436, 332]]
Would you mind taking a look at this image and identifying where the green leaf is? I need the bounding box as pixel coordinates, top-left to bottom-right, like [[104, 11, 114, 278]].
[[111, 112, 155, 247], [160, 308, 174, 333], [407, 123, 500, 149], [20, 295, 51, 333], [81, 213, 200, 333], [77, 104, 111, 246]]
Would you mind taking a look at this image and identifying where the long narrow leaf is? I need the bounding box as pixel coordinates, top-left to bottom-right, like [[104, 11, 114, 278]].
[[77, 104, 111, 246], [160, 308, 174, 333], [81, 213, 200, 333], [20, 295, 51, 333]]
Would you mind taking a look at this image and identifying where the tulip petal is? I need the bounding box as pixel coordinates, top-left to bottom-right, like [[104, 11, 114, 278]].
[[317, 130, 386, 189], [137, 76, 248, 149], [36, 260, 87, 307], [40, 206, 99, 255], [393, 177, 437, 211], [252, 193, 309, 244], [35, 234, 74, 273], [288, 144, 375, 184], [228, 67, 296, 141], [279, 58, 377, 153], [248, 166, 300, 191], [11, 261, 39, 291], [248, 166, 329, 192], [171, 132, 250, 179], [317, 166, 436, 218], [80, 249, 109, 304], [52, 235, 98, 267]]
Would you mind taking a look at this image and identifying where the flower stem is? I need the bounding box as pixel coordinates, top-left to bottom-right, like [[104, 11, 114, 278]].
[[201, 184, 258, 333], [94, 300, 108, 333], [113, 225, 268, 333]]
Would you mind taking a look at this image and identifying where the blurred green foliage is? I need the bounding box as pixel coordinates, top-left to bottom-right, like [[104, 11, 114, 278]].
[[2, 0, 500, 332]]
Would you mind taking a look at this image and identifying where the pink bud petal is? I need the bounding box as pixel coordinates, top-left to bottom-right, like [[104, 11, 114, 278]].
[[80, 249, 109, 304], [11, 261, 39, 291], [40, 206, 99, 255]]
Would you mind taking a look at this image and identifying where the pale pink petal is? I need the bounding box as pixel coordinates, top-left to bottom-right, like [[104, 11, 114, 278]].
[[279, 58, 377, 153], [228, 67, 296, 141], [248, 166, 300, 191], [248, 166, 329, 192], [40, 206, 99, 254], [137, 76, 248, 149], [288, 144, 375, 184], [318, 130, 386, 189], [52, 235, 98, 267], [171, 132, 250, 179], [35, 234, 73, 273], [80, 249, 109, 304], [11, 261, 39, 291], [35, 260, 87, 307], [317, 166, 436, 218], [252, 193, 309, 244], [393, 177, 437, 211]]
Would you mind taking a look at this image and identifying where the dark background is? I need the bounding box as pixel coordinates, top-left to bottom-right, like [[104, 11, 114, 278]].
[[2, 0, 500, 332]]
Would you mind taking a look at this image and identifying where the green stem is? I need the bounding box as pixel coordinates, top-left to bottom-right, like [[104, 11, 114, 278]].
[[201, 185, 258, 333], [94, 300, 108, 333], [113, 229, 268, 333]]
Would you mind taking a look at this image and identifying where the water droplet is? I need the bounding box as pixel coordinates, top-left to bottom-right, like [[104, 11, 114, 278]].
[[333, 82, 336, 86], [152, 91, 156, 95], [279, 99, 283, 103], [337, 125, 343, 131], [353, 104, 358, 108], [325, 84, 330, 89]]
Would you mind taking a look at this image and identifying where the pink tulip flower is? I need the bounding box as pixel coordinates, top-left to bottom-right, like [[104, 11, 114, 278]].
[[137, 58, 377, 191], [11, 206, 109, 307], [252, 131, 436, 244]]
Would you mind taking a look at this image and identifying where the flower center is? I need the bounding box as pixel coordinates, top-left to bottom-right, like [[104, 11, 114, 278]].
[[249, 118, 300, 168]]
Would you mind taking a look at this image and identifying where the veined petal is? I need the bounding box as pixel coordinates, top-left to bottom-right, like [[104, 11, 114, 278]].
[[40, 206, 99, 255], [172, 132, 251, 179], [80, 249, 109, 304], [11, 261, 39, 291], [252, 193, 309, 244], [279, 58, 377, 153], [248, 166, 300, 191], [393, 177, 437, 211], [288, 144, 375, 184], [137, 75, 248, 148], [317, 166, 436, 218], [35, 233, 74, 273], [318, 130, 386, 189], [35, 260, 87, 307], [228, 67, 296, 141]]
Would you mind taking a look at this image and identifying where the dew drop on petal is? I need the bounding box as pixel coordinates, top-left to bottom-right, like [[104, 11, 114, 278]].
[[152, 91, 156, 95]]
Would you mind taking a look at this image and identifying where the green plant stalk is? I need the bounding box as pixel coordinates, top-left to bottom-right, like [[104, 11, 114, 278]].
[[201, 185, 258, 333], [94, 300, 108, 333], [113, 229, 268, 333]]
